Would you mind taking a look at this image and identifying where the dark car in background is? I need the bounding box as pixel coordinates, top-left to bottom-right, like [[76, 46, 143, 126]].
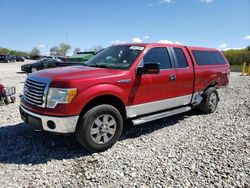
[[15, 56, 25, 62], [0, 55, 7, 63], [21, 52, 98, 73], [0, 55, 16, 63], [21, 58, 63, 73]]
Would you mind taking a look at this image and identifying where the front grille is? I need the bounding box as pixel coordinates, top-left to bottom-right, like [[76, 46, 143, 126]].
[[24, 78, 46, 107]]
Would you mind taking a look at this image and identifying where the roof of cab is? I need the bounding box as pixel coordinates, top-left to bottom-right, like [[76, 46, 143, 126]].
[[115, 43, 218, 51]]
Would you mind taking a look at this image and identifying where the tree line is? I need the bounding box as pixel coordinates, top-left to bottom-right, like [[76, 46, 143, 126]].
[[223, 46, 250, 65], [0, 43, 71, 57], [29, 43, 73, 56], [0, 47, 30, 56], [1, 44, 249, 65], [0, 43, 103, 57]]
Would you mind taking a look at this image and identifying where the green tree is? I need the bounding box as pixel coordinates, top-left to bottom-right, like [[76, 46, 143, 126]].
[[0, 47, 10, 54], [223, 46, 250, 65], [59, 43, 71, 56], [30, 47, 40, 56], [0, 47, 29, 56]]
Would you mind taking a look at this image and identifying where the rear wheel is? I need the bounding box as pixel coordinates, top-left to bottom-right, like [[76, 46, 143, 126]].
[[199, 87, 219, 114], [76, 104, 123, 152]]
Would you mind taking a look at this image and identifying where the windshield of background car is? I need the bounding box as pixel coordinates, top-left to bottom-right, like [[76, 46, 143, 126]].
[[85, 45, 144, 70], [39, 59, 46, 63]]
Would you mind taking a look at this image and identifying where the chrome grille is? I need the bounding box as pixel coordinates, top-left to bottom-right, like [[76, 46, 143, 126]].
[[24, 78, 46, 107]]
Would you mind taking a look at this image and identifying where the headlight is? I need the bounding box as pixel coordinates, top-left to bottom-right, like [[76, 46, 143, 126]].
[[47, 88, 77, 108]]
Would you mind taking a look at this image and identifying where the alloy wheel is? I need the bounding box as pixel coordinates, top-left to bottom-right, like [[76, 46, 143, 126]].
[[90, 114, 117, 144]]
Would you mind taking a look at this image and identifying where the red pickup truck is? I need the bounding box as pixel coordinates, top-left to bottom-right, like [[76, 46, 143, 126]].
[[20, 43, 230, 151]]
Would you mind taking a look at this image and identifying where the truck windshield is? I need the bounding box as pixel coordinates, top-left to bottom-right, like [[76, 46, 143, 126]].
[[85, 45, 144, 70]]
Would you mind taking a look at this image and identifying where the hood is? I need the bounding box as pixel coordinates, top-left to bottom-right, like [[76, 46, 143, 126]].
[[30, 66, 126, 82]]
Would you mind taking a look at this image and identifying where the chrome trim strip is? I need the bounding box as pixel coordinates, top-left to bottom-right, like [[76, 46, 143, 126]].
[[24, 91, 43, 100], [26, 79, 46, 87], [24, 95, 42, 104], [25, 83, 44, 90], [117, 79, 131, 83], [20, 105, 79, 134], [24, 90, 43, 97], [132, 106, 191, 125], [126, 94, 192, 118]]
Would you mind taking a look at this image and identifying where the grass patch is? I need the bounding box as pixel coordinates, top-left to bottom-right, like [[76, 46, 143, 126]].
[[230, 65, 242, 72]]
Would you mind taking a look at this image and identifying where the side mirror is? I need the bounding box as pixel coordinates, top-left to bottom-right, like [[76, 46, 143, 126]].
[[137, 62, 160, 75]]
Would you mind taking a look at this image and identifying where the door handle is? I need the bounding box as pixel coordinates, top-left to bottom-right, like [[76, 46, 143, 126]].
[[170, 74, 176, 81]]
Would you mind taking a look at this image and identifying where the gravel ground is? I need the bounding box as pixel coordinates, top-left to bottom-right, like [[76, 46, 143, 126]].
[[0, 62, 249, 187]]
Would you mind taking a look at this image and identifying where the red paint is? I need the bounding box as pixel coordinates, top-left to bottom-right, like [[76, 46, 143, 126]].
[[20, 43, 229, 117]]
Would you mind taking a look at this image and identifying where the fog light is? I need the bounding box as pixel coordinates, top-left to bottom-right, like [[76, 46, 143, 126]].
[[47, 120, 56, 129]]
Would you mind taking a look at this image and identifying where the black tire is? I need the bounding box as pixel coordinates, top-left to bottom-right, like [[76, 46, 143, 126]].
[[199, 87, 219, 114], [4, 97, 10, 105], [10, 96, 16, 103], [76, 104, 123, 152]]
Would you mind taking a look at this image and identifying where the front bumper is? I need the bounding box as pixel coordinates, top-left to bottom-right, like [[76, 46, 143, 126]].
[[21, 66, 26, 72], [20, 105, 79, 134], [21, 66, 30, 72]]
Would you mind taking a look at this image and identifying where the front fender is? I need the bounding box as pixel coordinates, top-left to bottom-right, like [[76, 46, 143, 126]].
[[72, 84, 128, 114]]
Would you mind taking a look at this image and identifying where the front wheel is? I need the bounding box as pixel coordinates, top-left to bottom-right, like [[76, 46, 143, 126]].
[[199, 87, 219, 114], [31, 67, 37, 73], [76, 104, 123, 152], [4, 97, 10, 105], [10, 96, 16, 103]]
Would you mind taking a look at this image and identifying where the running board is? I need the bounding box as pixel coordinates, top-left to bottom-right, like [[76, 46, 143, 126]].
[[132, 106, 191, 125]]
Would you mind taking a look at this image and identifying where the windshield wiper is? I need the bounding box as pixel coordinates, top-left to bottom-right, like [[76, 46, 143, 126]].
[[88, 63, 109, 68]]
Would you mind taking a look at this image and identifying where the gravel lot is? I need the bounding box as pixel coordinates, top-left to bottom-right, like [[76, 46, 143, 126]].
[[0, 62, 249, 187]]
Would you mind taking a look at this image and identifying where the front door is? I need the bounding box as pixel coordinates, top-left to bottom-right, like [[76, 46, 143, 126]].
[[127, 47, 179, 117]]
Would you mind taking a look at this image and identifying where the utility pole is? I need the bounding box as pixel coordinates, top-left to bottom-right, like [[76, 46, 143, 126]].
[[66, 32, 68, 45]]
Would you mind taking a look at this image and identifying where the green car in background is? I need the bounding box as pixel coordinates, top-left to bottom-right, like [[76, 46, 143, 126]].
[[67, 51, 96, 62]]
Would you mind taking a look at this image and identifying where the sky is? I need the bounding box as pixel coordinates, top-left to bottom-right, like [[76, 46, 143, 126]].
[[0, 0, 250, 55]]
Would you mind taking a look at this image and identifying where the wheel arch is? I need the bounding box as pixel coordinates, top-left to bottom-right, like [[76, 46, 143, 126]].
[[79, 94, 127, 120], [204, 80, 218, 92]]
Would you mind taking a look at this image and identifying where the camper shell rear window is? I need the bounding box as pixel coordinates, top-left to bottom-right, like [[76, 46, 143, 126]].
[[192, 50, 226, 65]]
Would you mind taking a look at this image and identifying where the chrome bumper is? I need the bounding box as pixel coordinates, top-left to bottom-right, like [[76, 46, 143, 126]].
[[20, 105, 79, 134]]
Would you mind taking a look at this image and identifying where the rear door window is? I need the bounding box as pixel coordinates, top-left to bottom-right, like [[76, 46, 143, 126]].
[[173, 48, 188, 68], [143, 47, 172, 69]]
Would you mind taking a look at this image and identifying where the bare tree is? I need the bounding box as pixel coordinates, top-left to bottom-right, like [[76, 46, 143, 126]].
[[50, 46, 60, 56], [73, 47, 81, 55], [30, 47, 40, 56], [85, 45, 103, 53], [92, 45, 103, 53]]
